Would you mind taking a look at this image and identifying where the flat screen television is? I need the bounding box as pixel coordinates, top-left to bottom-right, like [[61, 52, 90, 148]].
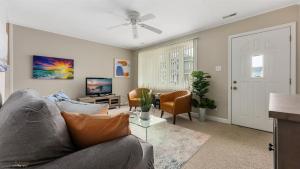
[[86, 78, 112, 96]]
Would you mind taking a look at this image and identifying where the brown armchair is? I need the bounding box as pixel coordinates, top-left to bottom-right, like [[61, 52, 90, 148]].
[[160, 90, 192, 124], [128, 88, 152, 111]]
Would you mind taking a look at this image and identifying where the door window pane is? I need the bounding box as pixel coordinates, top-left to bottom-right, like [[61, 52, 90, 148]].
[[251, 55, 264, 78]]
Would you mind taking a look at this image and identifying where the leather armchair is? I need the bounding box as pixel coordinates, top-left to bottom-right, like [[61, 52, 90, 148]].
[[160, 90, 192, 124], [128, 88, 152, 111]]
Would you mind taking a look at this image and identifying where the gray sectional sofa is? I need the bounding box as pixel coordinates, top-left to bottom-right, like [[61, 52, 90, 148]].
[[0, 89, 154, 169]]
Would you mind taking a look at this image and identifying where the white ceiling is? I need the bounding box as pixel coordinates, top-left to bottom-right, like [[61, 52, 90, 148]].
[[6, 0, 300, 49]]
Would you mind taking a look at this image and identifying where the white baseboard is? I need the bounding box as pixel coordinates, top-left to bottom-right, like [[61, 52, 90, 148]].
[[206, 115, 231, 124]]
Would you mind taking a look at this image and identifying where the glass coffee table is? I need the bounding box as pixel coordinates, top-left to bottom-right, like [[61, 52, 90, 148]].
[[129, 113, 166, 141]]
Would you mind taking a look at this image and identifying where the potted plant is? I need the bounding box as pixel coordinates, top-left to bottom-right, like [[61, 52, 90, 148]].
[[140, 90, 152, 120], [191, 70, 217, 121]]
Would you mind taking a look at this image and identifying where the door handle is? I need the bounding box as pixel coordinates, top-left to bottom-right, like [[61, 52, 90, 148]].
[[268, 143, 274, 151]]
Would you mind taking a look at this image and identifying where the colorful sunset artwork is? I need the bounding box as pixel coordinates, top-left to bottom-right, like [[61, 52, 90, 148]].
[[33, 55, 74, 79], [114, 58, 130, 78]]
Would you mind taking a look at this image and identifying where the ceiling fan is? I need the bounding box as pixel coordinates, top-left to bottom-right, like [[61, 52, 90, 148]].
[[108, 10, 162, 39]]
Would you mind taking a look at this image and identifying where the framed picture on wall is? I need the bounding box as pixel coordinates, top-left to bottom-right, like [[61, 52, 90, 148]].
[[32, 55, 74, 79], [114, 58, 130, 78]]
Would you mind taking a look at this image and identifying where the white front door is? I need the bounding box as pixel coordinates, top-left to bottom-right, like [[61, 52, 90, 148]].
[[231, 27, 292, 132]]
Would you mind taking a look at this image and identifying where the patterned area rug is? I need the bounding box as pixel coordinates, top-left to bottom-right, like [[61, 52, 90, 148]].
[[147, 123, 210, 169], [109, 107, 210, 169]]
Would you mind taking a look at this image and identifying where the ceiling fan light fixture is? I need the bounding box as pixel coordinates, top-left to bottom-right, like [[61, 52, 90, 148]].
[[108, 9, 162, 39]]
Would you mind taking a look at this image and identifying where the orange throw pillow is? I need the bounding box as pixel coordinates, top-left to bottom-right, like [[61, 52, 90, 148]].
[[61, 112, 131, 149]]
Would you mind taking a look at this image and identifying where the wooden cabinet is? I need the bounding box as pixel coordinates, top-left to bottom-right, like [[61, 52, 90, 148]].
[[78, 95, 121, 109], [269, 93, 300, 169]]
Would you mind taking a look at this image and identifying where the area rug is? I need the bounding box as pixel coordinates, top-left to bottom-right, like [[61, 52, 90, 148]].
[[109, 107, 210, 169], [146, 123, 210, 169]]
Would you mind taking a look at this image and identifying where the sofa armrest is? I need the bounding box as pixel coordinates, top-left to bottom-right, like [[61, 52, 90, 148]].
[[135, 138, 154, 169], [34, 135, 144, 169]]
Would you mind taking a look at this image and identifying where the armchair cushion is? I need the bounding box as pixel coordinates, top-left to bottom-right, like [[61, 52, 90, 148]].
[[130, 98, 141, 104], [161, 102, 175, 113]]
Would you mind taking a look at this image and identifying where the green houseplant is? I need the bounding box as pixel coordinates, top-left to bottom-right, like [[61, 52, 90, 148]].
[[191, 70, 216, 121], [140, 90, 152, 120]]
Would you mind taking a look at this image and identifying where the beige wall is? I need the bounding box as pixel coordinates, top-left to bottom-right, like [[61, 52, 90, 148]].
[[12, 25, 134, 103], [0, 0, 8, 100], [0, 0, 7, 22], [137, 5, 300, 119]]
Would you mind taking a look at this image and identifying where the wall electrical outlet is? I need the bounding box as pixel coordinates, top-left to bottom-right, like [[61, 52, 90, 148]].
[[215, 66, 222, 72]]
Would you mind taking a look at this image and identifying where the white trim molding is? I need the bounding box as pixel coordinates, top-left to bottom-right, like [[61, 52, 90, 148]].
[[206, 115, 231, 124], [191, 111, 231, 124], [227, 22, 297, 124]]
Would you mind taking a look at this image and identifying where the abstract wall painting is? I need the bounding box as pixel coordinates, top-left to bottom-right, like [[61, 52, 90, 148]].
[[33, 55, 74, 79], [114, 58, 130, 78]]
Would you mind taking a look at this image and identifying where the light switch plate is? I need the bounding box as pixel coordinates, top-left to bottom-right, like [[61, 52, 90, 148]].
[[215, 66, 222, 72]]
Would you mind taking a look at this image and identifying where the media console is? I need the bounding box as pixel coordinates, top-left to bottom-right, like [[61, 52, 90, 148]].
[[78, 95, 121, 109]]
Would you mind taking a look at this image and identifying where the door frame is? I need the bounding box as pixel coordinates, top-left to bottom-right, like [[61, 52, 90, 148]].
[[228, 22, 296, 124]]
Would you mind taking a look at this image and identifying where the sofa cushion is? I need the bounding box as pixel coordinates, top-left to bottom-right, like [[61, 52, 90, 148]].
[[0, 89, 75, 168], [56, 100, 109, 114], [61, 112, 131, 148]]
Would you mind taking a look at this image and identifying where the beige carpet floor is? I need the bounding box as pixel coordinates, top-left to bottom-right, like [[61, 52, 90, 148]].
[[109, 107, 273, 169]]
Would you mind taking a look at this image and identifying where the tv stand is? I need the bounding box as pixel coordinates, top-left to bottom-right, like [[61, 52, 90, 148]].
[[78, 95, 121, 109]]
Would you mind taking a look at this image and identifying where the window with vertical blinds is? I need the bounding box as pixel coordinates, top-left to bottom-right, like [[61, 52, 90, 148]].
[[138, 39, 197, 90]]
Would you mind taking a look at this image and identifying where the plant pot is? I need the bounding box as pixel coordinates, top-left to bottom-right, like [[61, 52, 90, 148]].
[[199, 108, 207, 121], [140, 111, 150, 120]]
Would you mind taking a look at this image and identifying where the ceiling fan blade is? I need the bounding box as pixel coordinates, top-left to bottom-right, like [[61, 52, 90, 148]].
[[139, 14, 155, 22], [107, 23, 130, 30], [132, 25, 138, 39], [139, 23, 162, 34]]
